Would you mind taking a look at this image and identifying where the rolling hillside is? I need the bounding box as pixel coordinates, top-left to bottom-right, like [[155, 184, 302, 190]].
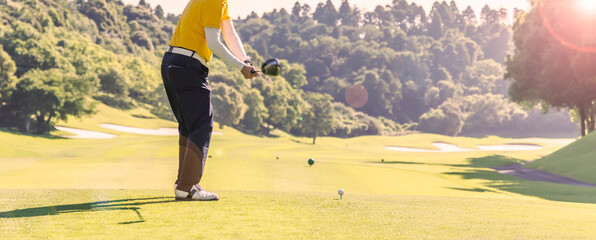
[[528, 132, 596, 183]]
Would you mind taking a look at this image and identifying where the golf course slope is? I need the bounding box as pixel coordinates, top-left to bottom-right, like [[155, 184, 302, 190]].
[[528, 132, 596, 183], [3, 103, 596, 239]]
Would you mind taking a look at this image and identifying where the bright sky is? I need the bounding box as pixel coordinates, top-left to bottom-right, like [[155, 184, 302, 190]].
[[122, 0, 531, 19]]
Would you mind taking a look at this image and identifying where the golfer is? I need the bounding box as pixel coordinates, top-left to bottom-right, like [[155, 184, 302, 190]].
[[161, 0, 258, 201]]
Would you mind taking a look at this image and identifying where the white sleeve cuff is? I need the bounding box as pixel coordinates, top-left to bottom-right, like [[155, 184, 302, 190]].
[[205, 27, 245, 71]]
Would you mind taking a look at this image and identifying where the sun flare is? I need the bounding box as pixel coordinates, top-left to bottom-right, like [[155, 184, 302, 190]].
[[578, 0, 596, 15]]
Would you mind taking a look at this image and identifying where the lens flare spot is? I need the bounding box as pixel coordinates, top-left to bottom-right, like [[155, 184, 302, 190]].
[[540, 0, 596, 52], [345, 84, 368, 108], [578, 0, 596, 15]]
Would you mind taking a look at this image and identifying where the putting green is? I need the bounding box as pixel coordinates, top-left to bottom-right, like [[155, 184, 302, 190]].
[[2, 103, 595, 239]]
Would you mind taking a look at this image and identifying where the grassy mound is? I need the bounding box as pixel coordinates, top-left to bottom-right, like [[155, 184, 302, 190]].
[[528, 132, 596, 183]]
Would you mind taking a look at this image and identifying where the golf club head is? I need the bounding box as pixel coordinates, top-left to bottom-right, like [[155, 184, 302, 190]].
[[261, 58, 281, 76]]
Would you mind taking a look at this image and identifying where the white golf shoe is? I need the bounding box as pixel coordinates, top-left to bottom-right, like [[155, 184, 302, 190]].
[[174, 184, 219, 201]]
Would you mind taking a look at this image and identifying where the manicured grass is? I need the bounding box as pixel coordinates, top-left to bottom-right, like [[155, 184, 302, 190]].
[[1, 103, 594, 238], [4, 189, 596, 239]]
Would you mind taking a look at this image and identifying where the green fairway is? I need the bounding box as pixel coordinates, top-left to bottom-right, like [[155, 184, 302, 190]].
[[4, 190, 596, 239], [2, 103, 595, 239]]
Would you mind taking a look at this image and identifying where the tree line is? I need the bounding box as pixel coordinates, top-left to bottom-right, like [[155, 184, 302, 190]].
[[234, 0, 576, 137], [0, 0, 579, 141]]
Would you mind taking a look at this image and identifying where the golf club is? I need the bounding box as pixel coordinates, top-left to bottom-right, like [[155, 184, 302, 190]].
[[251, 58, 281, 76]]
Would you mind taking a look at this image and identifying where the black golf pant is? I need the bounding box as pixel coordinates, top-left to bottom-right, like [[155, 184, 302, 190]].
[[161, 52, 213, 192]]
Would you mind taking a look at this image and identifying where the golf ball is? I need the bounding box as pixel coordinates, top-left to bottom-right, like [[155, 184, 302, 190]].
[[338, 189, 344, 196]]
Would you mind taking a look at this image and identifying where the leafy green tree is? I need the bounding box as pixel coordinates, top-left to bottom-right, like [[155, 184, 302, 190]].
[[418, 101, 464, 136], [291, 2, 302, 18], [505, 0, 596, 137], [154, 5, 164, 19], [313, 0, 338, 26], [338, 0, 359, 27], [483, 28, 511, 63], [480, 4, 505, 26], [9, 69, 97, 134], [301, 4, 312, 18], [356, 70, 401, 118], [462, 6, 477, 25], [96, 66, 132, 108], [437, 79, 460, 102], [424, 86, 441, 108], [301, 92, 334, 144], [428, 11, 444, 40], [432, 1, 455, 29], [147, 84, 174, 121], [460, 94, 526, 135], [262, 78, 305, 132], [166, 13, 180, 25], [2, 23, 71, 75], [360, 24, 384, 43], [99, 67, 129, 96], [123, 58, 160, 102], [241, 89, 268, 132], [131, 30, 154, 50], [76, 0, 128, 37], [211, 83, 247, 129], [465, 59, 506, 94], [431, 67, 451, 82], [0, 45, 17, 99], [330, 102, 402, 137], [47, 8, 66, 27], [280, 60, 307, 89]]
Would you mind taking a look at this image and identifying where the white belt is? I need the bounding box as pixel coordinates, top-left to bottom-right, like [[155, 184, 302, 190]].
[[167, 47, 207, 66]]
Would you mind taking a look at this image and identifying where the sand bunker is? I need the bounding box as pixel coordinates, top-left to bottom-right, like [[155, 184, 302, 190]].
[[385, 142, 543, 152], [476, 144, 542, 151], [100, 124, 178, 135], [55, 126, 117, 139], [99, 124, 223, 136]]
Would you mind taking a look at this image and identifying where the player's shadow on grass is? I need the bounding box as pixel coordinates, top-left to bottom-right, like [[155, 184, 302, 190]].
[[446, 155, 596, 204], [0, 197, 175, 224], [371, 154, 526, 168], [446, 187, 497, 193]]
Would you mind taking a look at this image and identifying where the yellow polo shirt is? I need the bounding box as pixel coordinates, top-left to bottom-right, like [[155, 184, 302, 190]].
[[169, 0, 231, 62]]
